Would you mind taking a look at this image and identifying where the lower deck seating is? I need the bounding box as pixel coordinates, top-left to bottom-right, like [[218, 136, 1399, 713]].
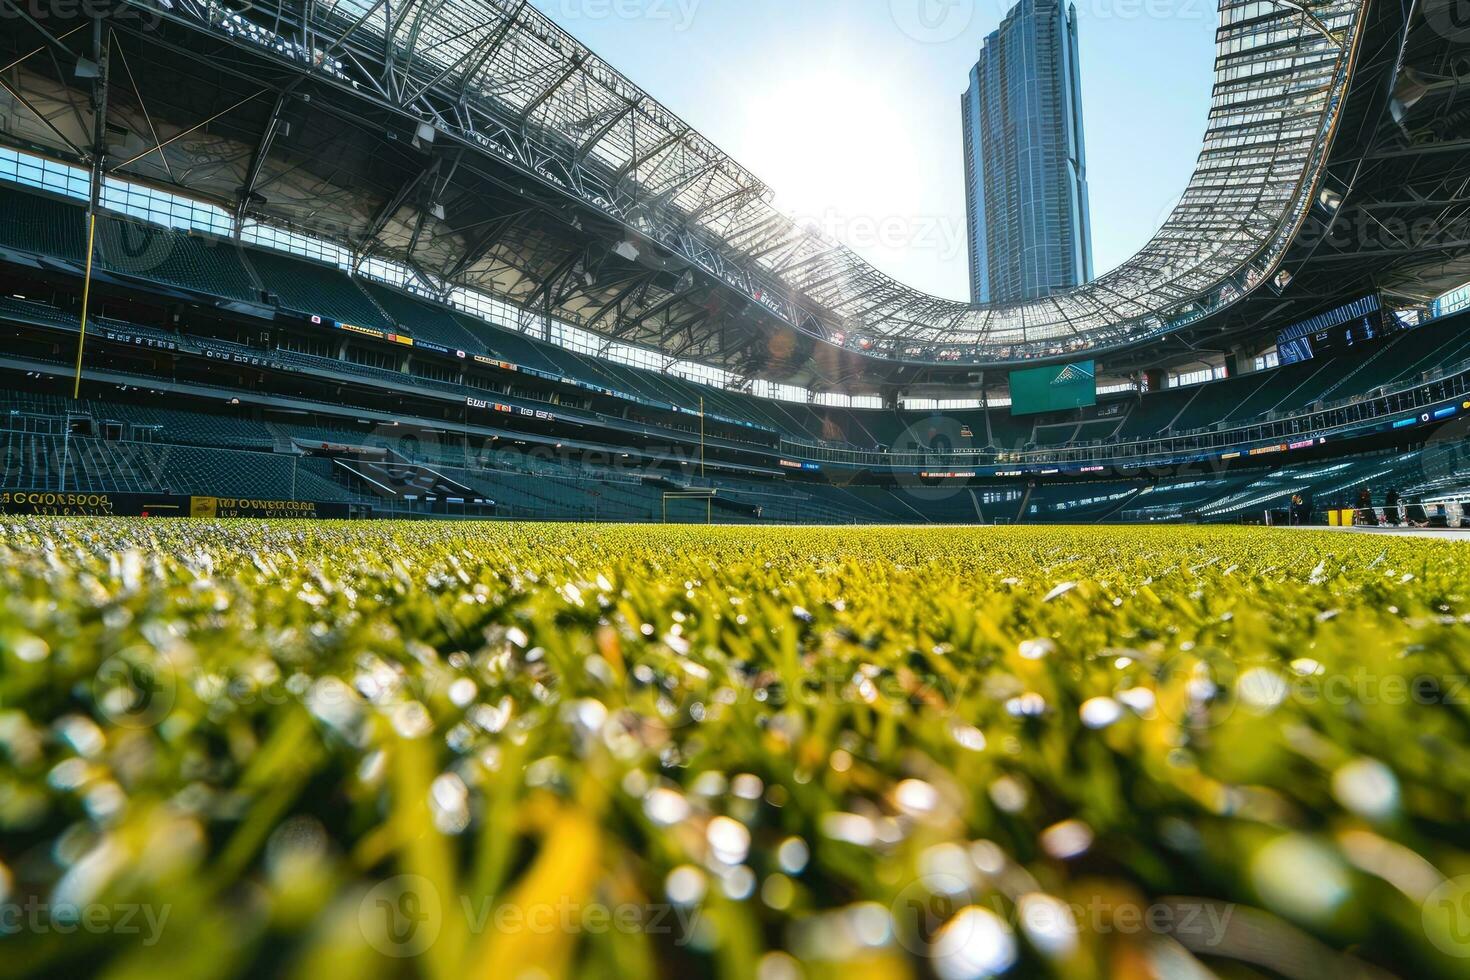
[[6, 388, 1468, 525]]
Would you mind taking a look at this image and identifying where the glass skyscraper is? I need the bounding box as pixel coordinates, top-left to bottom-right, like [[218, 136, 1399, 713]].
[[961, 0, 1094, 305]]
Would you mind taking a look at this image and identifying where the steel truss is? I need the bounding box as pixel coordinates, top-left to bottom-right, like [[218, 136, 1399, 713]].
[[7, 0, 1454, 381], [84, 0, 1371, 365]]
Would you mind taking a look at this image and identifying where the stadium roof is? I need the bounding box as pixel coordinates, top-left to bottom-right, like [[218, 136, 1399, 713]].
[[183, 0, 1366, 359], [3, 0, 1458, 380]]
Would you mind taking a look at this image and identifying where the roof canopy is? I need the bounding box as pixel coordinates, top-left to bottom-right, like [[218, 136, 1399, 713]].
[[263, 0, 1364, 357]]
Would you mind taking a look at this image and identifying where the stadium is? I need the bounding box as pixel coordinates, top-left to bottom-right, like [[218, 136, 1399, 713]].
[[3, 0, 1470, 977]]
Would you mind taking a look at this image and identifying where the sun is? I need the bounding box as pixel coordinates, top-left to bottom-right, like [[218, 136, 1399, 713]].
[[738, 64, 925, 226]]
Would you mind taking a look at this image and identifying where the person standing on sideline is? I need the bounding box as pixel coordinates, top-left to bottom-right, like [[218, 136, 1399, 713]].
[[1357, 487, 1378, 526], [1384, 489, 1402, 526]]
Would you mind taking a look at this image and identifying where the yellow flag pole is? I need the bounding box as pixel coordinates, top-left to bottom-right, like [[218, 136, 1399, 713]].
[[73, 211, 98, 400]]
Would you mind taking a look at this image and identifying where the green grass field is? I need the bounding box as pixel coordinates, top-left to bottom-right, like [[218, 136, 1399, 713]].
[[3, 520, 1470, 979]]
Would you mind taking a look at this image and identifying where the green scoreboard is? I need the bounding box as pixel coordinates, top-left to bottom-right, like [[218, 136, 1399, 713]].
[[1009, 361, 1097, 416]]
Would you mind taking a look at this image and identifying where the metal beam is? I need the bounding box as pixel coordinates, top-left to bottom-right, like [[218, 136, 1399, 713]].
[[514, 54, 584, 126], [110, 90, 268, 171], [0, 0, 81, 61], [397, 4, 514, 109], [615, 284, 705, 338], [443, 207, 535, 279], [0, 75, 87, 159], [235, 86, 298, 225], [613, 127, 687, 184], [574, 97, 641, 163], [585, 271, 659, 329], [455, 0, 529, 100]]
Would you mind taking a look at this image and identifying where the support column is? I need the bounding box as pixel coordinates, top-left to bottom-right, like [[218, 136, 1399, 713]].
[[72, 19, 110, 400]]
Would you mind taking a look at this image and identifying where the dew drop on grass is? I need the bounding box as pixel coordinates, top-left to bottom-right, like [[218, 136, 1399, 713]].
[[1005, 693, 1047, 718], [894, 779, 941, 817], [563, 698, 608, 737], [1117, 688, 1156, 714], [57, 716, 105, 759], [666, 865, 707, 905], [988, 777, 1028, 814], [690, 771, 727, 797], [1040, 820, 1094, 860], [707, 815, 752, 865], [1080, 697, 1123, 730], [430, 772, 470, 834], [643, 787, 690, 826], [1237, 668, 1289, 710], [918, 843, 973, 889], [721, 864, 756, 900], [448, 678, 477, 708], [931, 906, 1017, 980], [951, 723, 988, 752], [84, 781, 126, 823], [1017, 893, 1079, 959], [1019, 638, 1056, 661], [731, 773, 764, 800], [13, 635, 49, 663], [757, 952, 802, 980], [777, 836, 810, 874], [821, 812, 877, 847], [391, 702, 433, 739], [1252, 835, 1351, 922], [761, 873, 795, 910], [1333, 758, 1400, 821]]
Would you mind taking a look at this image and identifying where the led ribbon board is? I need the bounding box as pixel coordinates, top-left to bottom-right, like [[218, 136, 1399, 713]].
[[1009, 361, 1097, 416]]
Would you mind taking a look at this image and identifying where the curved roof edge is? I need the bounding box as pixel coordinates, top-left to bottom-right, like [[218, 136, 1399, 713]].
[[157, 0, 1371, 364]]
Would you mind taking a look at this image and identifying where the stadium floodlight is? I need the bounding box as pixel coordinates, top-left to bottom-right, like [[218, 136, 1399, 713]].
[[613, 241, 641, 262]]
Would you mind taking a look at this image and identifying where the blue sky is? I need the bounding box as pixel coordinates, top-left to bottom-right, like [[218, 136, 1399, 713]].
[[529, 0, 1217, 301]]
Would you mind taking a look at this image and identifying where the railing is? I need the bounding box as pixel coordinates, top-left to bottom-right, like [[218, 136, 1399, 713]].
[[7, 288, 1470, 477], [782, 362, 1470, 471]]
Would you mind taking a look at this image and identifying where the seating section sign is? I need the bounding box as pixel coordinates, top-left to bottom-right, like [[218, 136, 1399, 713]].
[[189, 496, 328, 519], [0, 492, 123, 516], [2, 492, 349, 519]]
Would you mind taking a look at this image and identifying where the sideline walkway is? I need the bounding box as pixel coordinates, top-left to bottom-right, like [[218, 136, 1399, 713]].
[[1287, 525, 1470, 541]]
